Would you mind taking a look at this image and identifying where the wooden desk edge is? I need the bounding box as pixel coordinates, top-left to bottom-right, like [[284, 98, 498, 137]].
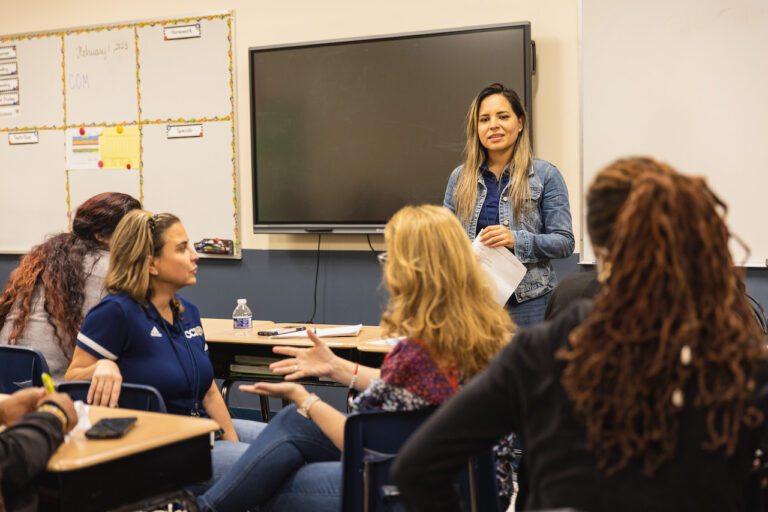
[[356, 343, 394, 353], [202, 319, 385, 349], [47, 407, 218, 472]]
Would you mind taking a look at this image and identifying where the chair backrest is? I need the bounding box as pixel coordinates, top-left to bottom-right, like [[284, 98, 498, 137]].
[[0, 345, 51, 393], [342, 408, 501, 512], [747, 294, 768, 336], [58, 380, 167, 413]]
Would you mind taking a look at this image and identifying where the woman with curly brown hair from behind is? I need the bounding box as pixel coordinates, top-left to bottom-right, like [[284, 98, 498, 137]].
[[0, 193, 140, 381], [393, 157, 768, 512]]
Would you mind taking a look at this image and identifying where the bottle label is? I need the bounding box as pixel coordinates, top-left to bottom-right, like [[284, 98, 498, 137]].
[[233, 316, 252, 329]]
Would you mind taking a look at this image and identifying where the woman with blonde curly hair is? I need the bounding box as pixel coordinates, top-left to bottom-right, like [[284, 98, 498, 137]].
[[197, 204, 514, 511], [393, 157, 768, 512]]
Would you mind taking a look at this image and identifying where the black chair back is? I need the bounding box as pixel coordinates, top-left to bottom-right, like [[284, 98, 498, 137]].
[[0, 345, 50, 393], [342, 408, 501, 512], [747, 294, 768, 335], [58, 380, 167, 412]]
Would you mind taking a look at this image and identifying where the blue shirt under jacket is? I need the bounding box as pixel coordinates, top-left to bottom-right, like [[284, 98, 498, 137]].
[[476, 165, 510, 233], [444, 158, 575, 303], [76, 293, 212, 416]]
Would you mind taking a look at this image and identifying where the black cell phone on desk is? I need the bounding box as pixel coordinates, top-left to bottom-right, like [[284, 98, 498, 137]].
[[85, 417, 137, 439], [258, 326, 306, 336]]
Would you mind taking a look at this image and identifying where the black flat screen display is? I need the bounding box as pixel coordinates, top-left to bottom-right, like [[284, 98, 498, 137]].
[[250, 23, 532, 233]]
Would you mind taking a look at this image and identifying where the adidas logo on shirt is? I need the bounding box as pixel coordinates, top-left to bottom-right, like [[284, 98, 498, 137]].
[[150, 326, 163, 338]]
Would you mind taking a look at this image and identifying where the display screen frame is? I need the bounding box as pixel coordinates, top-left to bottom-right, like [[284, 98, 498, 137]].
[[249, 23, 533, 234]]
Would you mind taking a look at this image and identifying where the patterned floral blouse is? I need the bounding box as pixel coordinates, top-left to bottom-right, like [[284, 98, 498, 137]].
[[350, 338, 519, 499]]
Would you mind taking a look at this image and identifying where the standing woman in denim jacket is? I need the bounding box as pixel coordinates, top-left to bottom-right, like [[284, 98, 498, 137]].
[[444, 83, 574, 326]]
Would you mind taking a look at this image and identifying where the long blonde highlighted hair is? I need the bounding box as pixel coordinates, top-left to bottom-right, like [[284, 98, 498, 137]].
[[104, 210, 182, 308], [380, 205, 513, 377], [453, 83, 534, 225]]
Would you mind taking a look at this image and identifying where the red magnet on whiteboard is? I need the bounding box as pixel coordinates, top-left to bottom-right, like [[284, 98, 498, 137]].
[[98, 161, 103, 168], [126, 163, 131, 169], [79, 127, 85, 135], [116, 125, 124, 134]]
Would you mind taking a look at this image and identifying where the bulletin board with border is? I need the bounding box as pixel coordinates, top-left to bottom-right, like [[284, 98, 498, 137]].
[[0, 11, 241, 258]]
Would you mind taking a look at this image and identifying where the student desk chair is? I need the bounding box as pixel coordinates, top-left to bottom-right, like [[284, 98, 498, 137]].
[[0, 345, 50, 393], [58, 380, 167, 413], [39, 406, 218, 511], [342, 408, 502, 512]]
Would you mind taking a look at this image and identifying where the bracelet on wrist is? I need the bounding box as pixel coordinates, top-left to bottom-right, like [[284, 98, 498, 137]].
[[348, 362, 359, 391], [296, 393, 321, 419], [347, 362, 360, 409], [38, 402, 69, 431]]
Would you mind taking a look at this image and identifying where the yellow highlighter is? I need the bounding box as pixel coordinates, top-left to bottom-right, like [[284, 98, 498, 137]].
[[41, 372, 55, 394]]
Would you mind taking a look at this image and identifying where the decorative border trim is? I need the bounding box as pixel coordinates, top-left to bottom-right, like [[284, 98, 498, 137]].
[[1, 12, 239, 252]]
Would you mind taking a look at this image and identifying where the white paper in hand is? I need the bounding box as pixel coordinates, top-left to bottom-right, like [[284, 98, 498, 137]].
[[472, 236, 527, 305]]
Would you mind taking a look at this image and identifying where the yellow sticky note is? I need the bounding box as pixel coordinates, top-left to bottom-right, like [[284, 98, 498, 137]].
[[100, 126, 139, 170]]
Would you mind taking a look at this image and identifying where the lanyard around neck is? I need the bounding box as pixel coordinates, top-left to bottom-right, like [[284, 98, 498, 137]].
[[156, 306, 201, 416]]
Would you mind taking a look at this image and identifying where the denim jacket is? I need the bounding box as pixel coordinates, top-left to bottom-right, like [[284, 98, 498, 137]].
[[444, 158, 574, 303]]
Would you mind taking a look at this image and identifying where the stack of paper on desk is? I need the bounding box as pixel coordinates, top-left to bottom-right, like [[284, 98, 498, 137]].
[[230, 355, 280, 377], [230, 356, 334, 382], [472, 237, 527, 306], [270, 324, 363, 339]]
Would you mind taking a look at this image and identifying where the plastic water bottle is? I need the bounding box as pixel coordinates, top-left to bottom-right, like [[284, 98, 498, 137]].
[[233, 298, 252, 335]]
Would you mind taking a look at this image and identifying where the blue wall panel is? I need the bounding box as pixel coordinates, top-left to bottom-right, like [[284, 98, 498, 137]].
[[2, 251, 767, 323]]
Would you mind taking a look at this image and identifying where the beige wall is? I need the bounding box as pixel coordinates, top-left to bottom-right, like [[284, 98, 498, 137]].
[[2, 0, 580, 252]]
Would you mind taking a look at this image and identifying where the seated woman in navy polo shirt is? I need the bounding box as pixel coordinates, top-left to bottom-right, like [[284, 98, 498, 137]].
[[65, 210, 264, 486]]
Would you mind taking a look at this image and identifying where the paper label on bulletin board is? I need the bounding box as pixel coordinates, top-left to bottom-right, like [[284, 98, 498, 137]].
[[0, 92, 19, 106], [0, 46, 17, 60], [99, 126, 139, 169], [66, 127, 102, 169], [0, 105, 20, 118], [0, 77, 19, 92], [0, 61, 17, 76]]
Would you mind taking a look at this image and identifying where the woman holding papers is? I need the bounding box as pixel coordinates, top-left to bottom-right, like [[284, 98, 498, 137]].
[[197, 205, 514, 512], [64, 210, 265, 485], [394, 158, 768, 511], [444, 83, 574, 326]]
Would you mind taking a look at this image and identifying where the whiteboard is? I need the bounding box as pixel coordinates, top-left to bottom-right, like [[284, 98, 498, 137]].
[[0, 130, 67, 252], [68, 169, 141, 214], [65, 28, 139, 126], [0, 36, 63, 130], [0, 12, 240, 256], [580, 0, 768, 267], [138, 18, 232, 121], [142, 122, 236, 246]]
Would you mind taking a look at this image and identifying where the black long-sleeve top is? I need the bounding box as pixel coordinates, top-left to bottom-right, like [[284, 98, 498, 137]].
[[392, 300, 768, 512], [543, 269, 600, 320], [0, 412, 65, 512]]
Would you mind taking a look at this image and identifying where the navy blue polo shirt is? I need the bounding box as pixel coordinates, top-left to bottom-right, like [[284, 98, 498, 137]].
[[477, 165, 510, 234], [76, 293, 212, 416]]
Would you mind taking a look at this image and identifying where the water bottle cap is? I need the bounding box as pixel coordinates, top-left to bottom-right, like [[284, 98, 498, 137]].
[[237, 298, 247, 304]]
